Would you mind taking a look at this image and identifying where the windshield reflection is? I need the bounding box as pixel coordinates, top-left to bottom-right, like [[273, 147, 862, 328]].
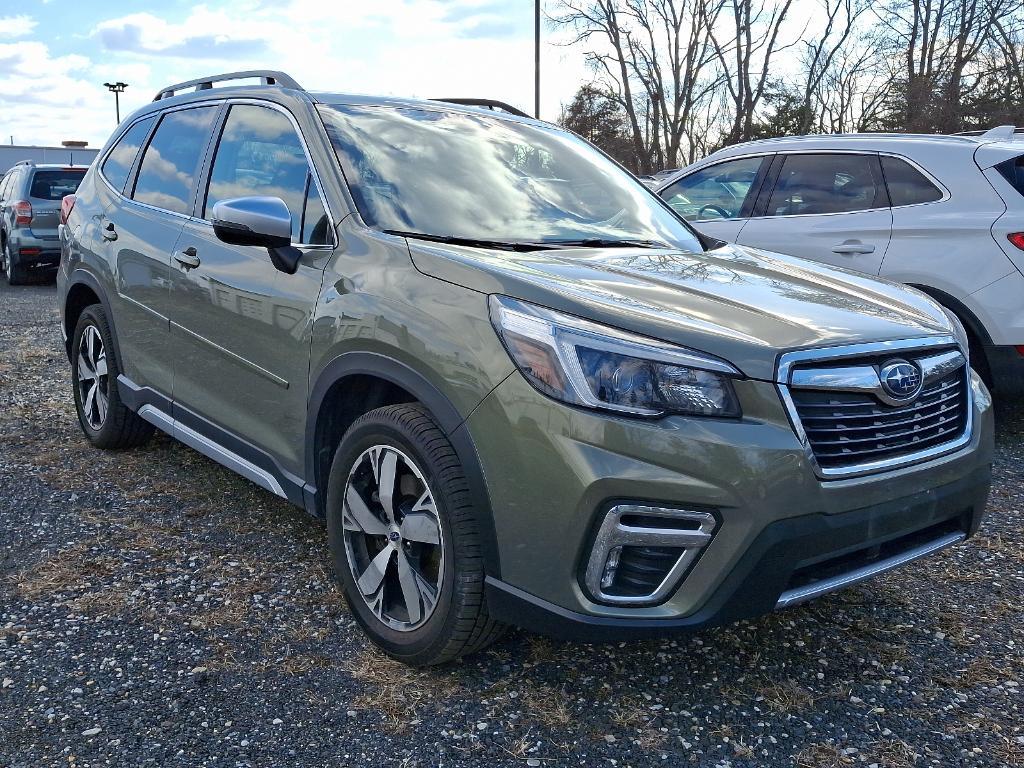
[[318, 104, 704, 251]]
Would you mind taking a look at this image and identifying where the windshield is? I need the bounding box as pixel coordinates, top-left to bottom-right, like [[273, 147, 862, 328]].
[[317, 104, 704, 251]]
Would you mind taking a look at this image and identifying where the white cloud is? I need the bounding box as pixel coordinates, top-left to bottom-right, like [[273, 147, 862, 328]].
[[0, 15, 37, 39]]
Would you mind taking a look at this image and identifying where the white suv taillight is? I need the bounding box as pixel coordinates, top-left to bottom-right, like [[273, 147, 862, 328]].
[[13, 200, 32, 226], [1008, 232, 1024, 251]]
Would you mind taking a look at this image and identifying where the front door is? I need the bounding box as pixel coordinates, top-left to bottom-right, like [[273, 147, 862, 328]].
[[167, 103, 334, 478], [736, 152, 892, 274]]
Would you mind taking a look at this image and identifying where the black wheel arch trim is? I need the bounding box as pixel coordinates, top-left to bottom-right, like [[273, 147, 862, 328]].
[[908, 283, 993, 346], [63, 269, 122, 362], [305, 351, 502, 578]]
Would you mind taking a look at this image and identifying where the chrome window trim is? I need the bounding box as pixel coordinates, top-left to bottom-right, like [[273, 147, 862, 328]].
[[775, 335, 974, 480]]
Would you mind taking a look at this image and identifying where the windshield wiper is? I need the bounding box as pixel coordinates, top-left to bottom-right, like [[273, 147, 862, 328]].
[[536, 238, 673, 249], [384, 230, 558, 252]]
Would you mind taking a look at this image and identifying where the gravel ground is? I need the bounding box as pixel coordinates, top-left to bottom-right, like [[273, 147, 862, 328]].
[[0, 280, 1021, 768]]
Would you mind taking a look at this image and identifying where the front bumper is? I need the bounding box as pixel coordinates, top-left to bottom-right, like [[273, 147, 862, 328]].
[[464, 370, 994, 638]]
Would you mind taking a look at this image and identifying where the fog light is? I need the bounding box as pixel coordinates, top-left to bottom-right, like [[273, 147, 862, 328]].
[[584, 504, 718, 606], [601, 545, 623, 589]]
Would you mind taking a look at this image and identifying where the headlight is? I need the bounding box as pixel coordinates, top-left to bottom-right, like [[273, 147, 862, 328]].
[[489, 295, 742, 418]]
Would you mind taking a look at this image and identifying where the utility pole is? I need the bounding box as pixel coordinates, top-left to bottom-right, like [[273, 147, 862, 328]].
[[535, 0, 540, 119], [103, 82, 128, 124]]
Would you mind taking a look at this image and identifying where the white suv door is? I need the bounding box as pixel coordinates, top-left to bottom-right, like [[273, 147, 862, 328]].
[[735, 152, 892, 274]]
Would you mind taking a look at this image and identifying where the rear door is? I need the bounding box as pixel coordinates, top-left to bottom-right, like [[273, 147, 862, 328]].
[[659, 155, 771, 242], [105, 105, 220, 395], [167, 102, 334, 477], [736, 152, 892, 274]]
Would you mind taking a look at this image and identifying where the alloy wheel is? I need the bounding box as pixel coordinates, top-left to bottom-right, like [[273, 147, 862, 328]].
[[77, 325, 109, 430], [342, 444, 445, 632]]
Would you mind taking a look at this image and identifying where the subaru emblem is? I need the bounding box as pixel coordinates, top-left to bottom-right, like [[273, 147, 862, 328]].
[[879, 359, 923, 401]]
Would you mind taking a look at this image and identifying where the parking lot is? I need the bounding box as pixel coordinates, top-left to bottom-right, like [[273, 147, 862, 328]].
[[0, 280, 1021, 767]]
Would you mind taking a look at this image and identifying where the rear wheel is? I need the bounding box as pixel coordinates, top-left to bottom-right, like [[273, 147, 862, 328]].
[[326, 403, 505, 665], [2, 240, 27, 285], [71, 304, 154, 449]]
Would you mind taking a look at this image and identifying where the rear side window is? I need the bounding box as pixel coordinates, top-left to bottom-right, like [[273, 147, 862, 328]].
[[660, 156, 768, 221], [0, 171, 14, 200], [881, 156, 943, 206], [767, 153, 883, 216], [133, 106, 218, 215], [102, 116, 155, 193], [29, 170, 86, 201], [996, 155, 1024, 197]]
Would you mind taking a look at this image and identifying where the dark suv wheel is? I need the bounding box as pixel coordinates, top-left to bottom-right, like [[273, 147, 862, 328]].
[[326, 403, 505, 665], [1, 240, 28, 285], [71, 305, 154, 448]]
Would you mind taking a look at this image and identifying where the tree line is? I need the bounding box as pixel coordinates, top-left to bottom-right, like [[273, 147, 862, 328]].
[[554, 0, 1024, 173]]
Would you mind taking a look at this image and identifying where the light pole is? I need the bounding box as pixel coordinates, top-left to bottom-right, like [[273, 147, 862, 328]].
[[534, 0, 540, 119], [103, 82, 128, 124]]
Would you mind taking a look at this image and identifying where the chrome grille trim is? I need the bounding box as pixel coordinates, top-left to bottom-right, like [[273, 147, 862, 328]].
[[776, 336, 974, 480]]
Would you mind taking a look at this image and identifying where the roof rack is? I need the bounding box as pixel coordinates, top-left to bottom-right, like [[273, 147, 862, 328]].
[[154, 70, 304, 102], [953, 125, 1024, 139], [14, 159, 35, 167], [430, 98, 531, 119]]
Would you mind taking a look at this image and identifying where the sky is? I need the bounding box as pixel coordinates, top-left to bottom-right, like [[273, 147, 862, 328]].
[[0, 0, 596, 148]]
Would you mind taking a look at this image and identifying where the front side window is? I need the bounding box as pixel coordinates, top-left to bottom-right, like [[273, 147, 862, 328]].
[[660, 156, 767, 221], [29, 170, 86, 201], [133, 106, 218, 215], [881, 156, 943, 206], [204, 104, 325, 244], [317, 104, 704, 251], [767, 154, 883, 216], [101, 116, 155, 194]]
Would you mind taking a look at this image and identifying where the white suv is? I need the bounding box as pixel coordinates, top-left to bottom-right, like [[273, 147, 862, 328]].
[[657, 129, 1024, 389]]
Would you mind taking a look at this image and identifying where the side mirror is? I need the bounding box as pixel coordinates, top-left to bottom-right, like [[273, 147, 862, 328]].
[[211, 196, 302, 274], [211, 196, 292, 249]]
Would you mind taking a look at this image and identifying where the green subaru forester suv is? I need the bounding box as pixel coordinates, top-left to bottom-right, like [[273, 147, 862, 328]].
[[57, 71, 993, 665]]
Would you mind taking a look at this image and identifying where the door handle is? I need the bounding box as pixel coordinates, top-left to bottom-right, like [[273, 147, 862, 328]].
[[101, 221, 118, 241], [174, 246, 200, 270], [831, 240, 875, 255]]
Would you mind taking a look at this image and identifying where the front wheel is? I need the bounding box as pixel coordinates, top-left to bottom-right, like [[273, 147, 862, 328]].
[[326, 404, 505, 665]]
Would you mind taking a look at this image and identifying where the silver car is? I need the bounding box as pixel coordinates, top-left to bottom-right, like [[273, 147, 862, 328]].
[[657, 129, 1024, 390], [0, 160, 88, 284]]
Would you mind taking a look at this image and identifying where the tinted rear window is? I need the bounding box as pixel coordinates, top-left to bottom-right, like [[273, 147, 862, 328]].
[[102, 116, 155, 193], [29, 170, 85, 201], [880, 156, 944, 206], [767, 153, 884, 216], [996, 155, 1024, 197], [133, 106, 218, 215]]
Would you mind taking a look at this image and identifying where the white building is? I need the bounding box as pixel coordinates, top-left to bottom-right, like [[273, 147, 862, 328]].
[[0, 144, 99, 174]]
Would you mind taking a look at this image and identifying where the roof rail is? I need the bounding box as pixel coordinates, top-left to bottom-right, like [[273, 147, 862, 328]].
[[954, 125, 1024, 139], [154, 70, 303, 102], [431, 98, 531, 119]]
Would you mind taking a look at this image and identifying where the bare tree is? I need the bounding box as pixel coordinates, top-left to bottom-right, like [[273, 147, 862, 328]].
[[710, 0, 798, 143]]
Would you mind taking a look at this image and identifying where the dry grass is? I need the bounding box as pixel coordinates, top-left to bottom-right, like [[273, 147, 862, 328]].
[[752, 679, 817, 713], [10, 540, 123, 600], [795, 743, 855, 768], [609, 694, 655, 730], [341, 647, 462, 728], [862, 738, 921, 767], [519, 684, 572, 728]]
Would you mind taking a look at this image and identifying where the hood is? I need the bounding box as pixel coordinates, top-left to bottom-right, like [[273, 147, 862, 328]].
[[408, 242, 952, 381]]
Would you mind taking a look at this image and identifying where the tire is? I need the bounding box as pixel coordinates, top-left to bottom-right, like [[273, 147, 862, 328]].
[[326, 403, 505, 665], [71, 304, 154, 449], [3, 241, 27, 286]]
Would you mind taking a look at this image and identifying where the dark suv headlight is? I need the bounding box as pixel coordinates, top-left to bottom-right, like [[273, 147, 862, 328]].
[[489, 296, 742, 418]]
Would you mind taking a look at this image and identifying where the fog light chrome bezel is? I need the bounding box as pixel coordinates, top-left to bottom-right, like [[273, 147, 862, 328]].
[[583, 504, 718, 606]]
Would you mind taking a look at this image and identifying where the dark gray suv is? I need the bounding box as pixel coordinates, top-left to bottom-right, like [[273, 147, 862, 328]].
[[0, 161, 87, 284], [56, 71, 993, 665]]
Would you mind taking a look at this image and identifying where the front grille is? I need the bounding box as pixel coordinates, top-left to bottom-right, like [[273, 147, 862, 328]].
[[790, 364, 968, 469]]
